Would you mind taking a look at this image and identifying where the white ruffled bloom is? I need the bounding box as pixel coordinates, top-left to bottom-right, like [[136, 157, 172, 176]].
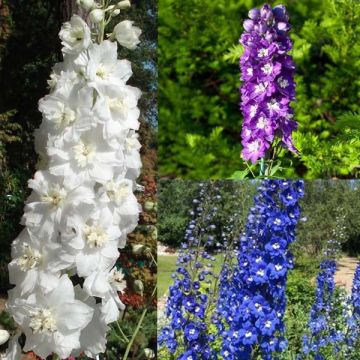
[[59, 15, 91, 54], [60, 204, 121, 276], [84, 267, 127, 323], [9, 229, 72, 295], [22, 170, 94, 231], [8, 275, 93, 359], [48, 128, 123, 186], [76, 40, 133, 88], [7, 7, 142, 359], [113, 20, 142, 49]]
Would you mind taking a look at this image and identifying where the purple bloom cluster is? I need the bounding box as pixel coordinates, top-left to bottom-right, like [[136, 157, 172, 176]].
[[240, 4, 298, 163], [158, 183, 221, 359], [216, 180, 304, 359], [302, 259, 341, 358]]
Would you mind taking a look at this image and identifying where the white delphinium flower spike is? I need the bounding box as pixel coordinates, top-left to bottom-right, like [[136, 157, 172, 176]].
[[7, 0, 143, 357]]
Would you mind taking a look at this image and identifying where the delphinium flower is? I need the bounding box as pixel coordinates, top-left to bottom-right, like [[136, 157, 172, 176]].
[[344, 262, 360, 354], [158, 183, 223, 360], [300, 239, 344, 359], [6, 1, 142, 358], [240, 4, 297, 168], [217, 180, 304, 359]]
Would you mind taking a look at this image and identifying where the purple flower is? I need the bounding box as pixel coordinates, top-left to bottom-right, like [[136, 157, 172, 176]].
[[240, 4, 298, 164]]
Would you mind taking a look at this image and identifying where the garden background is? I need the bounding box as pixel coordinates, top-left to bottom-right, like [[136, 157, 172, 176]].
[[158, 180, 360, 357], [0, 0, 157, 358], [158, 0, 360, 179]]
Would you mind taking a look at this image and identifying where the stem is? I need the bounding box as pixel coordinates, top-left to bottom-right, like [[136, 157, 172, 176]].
[[97, 0, 106, 43], [245, 161, 256, 178], [259, 157, 266, 177], [116, 320, 129, 343], [122, 285, 157, 360]]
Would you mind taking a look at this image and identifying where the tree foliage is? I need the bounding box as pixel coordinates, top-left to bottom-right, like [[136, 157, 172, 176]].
[[158, 0, 360, 179], [158, 180, 360, 256]]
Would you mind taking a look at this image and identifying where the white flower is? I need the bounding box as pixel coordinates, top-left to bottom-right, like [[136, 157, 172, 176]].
[[93, 83, 141, 139], [1, 334, 21, 360], [60, 204, 121, 276], [113, 20, 141, 50], [97, 177, 140, 233], [117, 0, 131, 9], [8, 228, 73, 295], [59, 15, 91, 54], [76, 40, 132, 89], [48, 128, 123, 186], [90, 9, 105, 23], [8, 275, 93, 359], [22, 170, 94, 232], [49, 54, 88, 95], [84, 267, 126, 323], [38, 86, 94, 137], [71, 285, 109, 358]]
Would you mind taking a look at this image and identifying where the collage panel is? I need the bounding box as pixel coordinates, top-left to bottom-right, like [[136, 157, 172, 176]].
[[159, 0, 360, 179], [0, 0, 156, 359], [157, 179, 360, 359]]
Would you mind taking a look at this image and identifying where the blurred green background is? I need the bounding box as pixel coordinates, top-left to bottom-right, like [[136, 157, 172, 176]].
[[158, 0, 360, 179]]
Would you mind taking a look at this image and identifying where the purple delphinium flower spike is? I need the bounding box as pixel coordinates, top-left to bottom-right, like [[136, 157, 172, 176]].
[[240, 4, 298, 164]]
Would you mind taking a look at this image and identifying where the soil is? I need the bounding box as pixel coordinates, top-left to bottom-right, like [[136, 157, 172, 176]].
[[334, 256, 359, 293]]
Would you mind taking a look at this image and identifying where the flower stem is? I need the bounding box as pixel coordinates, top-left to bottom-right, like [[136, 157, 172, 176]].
[[122, 285, 157, 360], [116, 320, 129, 343], [259, 157, 266, 177]]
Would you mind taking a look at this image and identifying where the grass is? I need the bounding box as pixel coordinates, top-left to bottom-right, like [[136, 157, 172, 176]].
[[158, 253, 227, 298]]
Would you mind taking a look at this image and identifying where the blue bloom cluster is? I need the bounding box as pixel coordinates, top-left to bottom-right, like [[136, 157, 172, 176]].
[[158, 183, 222, 359], [301, 259, 341, 358], [216, 180, 304, 359], [345, 262, 360, 351]]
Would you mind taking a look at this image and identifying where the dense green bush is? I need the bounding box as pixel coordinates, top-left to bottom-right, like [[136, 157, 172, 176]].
[[159, 0, 360, 179]]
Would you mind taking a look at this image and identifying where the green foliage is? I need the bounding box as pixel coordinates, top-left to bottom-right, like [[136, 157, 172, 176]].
[[159, 0, 360, 179], [158, 180, 258, 247]]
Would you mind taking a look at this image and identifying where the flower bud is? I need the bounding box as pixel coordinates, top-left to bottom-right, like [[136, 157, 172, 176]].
[[132, 243, 146, 255], [117, 0, 131, 9], [0, 330, 10, 345], [243, 19, 254, 32], [258, 21, 268, 34], [90, 9, 105, 23], [113, 20, 141, 49], [144, 201, 154, 211], [273, 5, 288, 21], [248, 8, 260, 20], [113, 9, 121, 15], [76, 0, 95, 11], [134, 279, 144, 296], [144, 348, 155, 359]]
